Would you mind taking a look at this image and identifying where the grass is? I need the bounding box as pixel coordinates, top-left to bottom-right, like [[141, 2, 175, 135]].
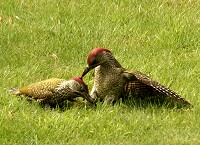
[[0, 0, 200, 144]]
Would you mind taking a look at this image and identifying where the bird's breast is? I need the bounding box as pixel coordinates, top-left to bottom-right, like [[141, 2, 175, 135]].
[[94, 66, 126, 99]]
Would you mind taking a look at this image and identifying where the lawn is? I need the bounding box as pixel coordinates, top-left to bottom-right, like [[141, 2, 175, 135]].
[[0, 0, 199, 144]]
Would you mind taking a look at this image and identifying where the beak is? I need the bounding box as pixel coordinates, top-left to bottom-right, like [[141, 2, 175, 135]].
[[83, 93, 96, 104], [81, 60, 107, 78], [81, 66, 92, 78]]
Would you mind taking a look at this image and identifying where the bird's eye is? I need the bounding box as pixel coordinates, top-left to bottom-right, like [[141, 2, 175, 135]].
[[79, 85, 85, 92], [90, 59, 97, 66]]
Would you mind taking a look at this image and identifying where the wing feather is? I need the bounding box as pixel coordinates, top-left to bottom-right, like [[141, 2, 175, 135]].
[[124, 70, 192, 107]]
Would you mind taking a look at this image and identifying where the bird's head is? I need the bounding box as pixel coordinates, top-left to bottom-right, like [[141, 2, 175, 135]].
[[71, 77, 89, 94], [81, 48, 111, 77]]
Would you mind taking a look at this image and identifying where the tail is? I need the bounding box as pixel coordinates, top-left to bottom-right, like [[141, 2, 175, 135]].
[[8, 88, 21, 95]]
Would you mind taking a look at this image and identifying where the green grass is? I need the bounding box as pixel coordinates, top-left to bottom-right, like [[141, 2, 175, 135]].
[[0, 0, 200, 144]]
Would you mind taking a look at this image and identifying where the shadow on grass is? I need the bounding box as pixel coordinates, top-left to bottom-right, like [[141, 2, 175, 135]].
[[122, 96, 190, 109], [42, 96, 192, 112], [7, 95, 191, 113]]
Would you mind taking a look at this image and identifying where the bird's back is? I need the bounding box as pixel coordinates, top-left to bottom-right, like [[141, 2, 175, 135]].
[[19, 78, 65, 99]]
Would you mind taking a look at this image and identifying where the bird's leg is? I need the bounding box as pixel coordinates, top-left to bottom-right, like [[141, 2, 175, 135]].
[[105, 92, 118, 105], [105, 95, 117, 105]]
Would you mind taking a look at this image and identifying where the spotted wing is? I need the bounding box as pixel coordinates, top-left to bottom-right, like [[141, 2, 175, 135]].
[[124, 70, 192, 107], [18, 78, 65, 99]]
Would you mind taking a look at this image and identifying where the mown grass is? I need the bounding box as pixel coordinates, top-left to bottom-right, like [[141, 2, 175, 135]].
[[0, 0, 199, 144]]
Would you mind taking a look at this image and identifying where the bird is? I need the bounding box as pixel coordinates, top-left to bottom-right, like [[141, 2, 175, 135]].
[[81, 48, 192, 107], [10, 77, 95, 108]]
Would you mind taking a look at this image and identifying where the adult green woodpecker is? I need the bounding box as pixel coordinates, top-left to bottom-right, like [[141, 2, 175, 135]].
[[81, 48, 192, 107]]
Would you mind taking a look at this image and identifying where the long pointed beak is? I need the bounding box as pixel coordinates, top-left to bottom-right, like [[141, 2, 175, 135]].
[[81, 66, 91, 78], [81, 60, 107, 78], [83, 93, 96, 104]]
